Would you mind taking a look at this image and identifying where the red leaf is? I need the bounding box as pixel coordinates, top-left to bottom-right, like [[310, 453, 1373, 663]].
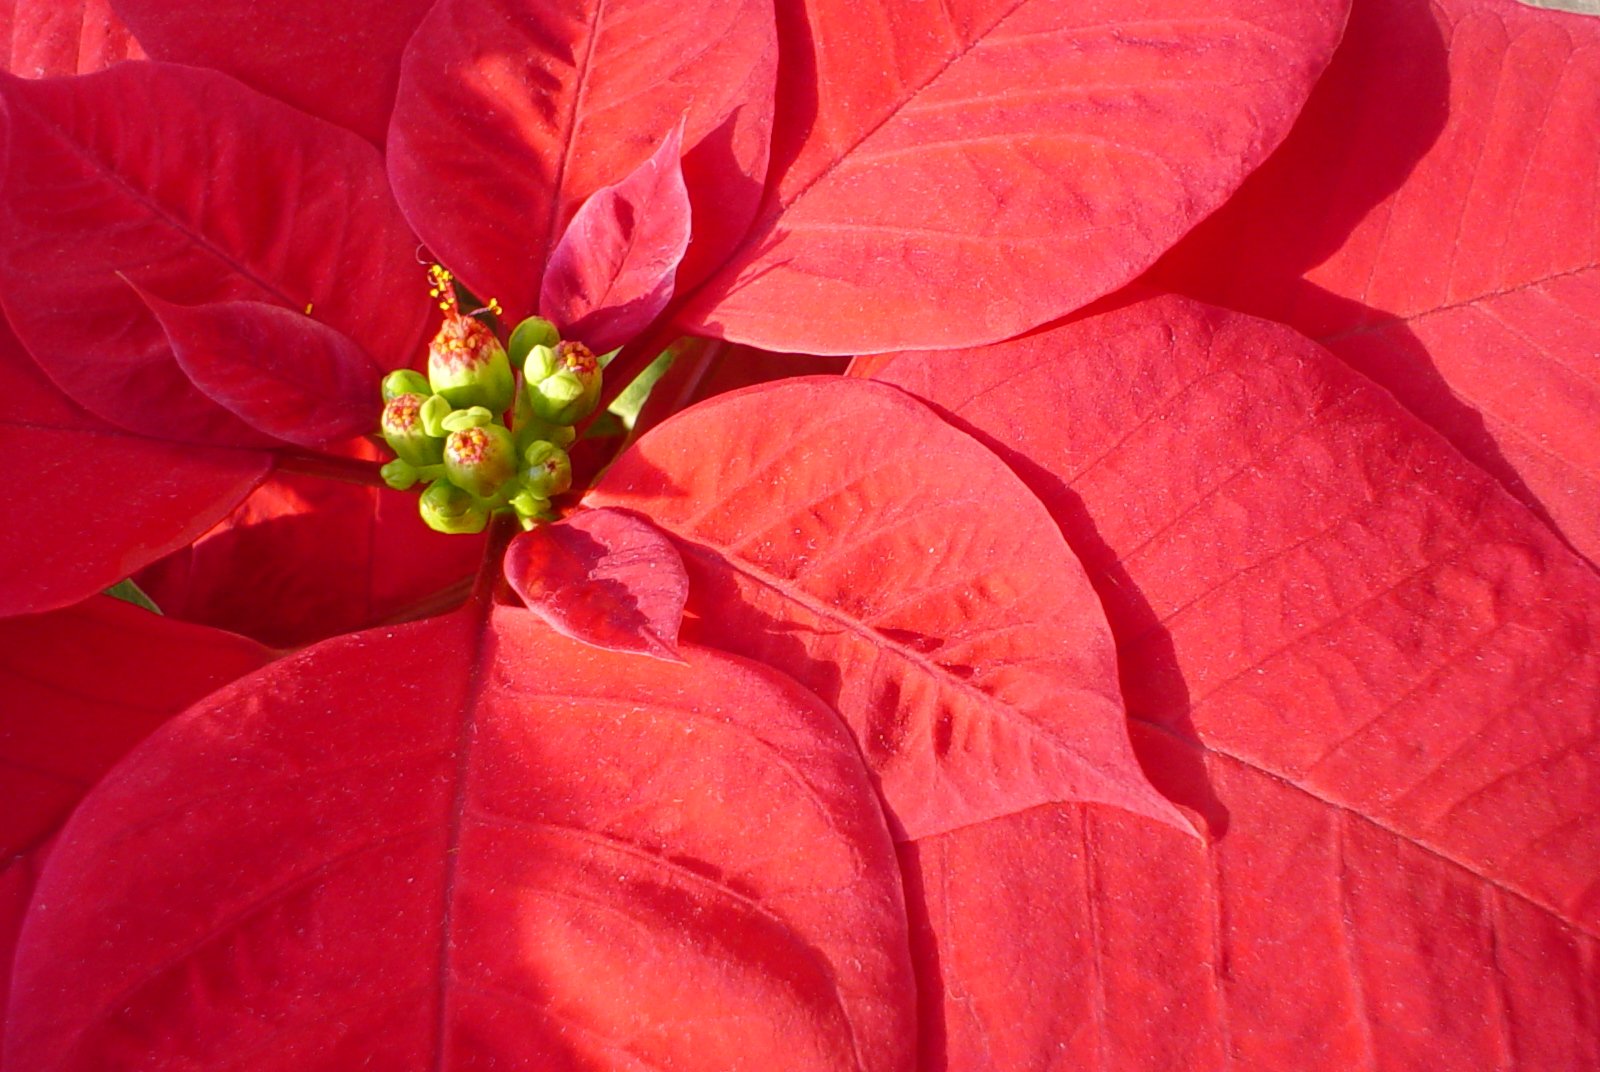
[[505, 506, 689, 660], [109, 0, 434, 145], [5, 606, 916, 1069], [1152, 0, 1600, 563], [0, 317, 269, 618], [539, 121, 692, 355], [135, 466, 485, 649], [869, 294, 1600, 1066], [137, 290, 384, 449], [677, 0, 1349, 353], [0, 596, 270, 1049], [0, 62, 429, 444], [388, 0, 776, 322], [587, 377, 1187, 841], [5, 0, 140, 78]]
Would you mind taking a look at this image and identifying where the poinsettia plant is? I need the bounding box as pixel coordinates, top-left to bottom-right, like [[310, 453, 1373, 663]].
[[3, 0, 1598, 1067]]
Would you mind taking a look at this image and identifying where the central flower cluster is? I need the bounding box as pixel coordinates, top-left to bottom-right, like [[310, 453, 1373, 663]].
[[376, 267, 601, 534]]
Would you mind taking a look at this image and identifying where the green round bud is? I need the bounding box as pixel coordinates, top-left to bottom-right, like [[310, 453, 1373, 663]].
[[509, 488, 555, 526], [381, 369, 431, 402], [419, 394, 454, 438], [521, 440, 572, 499], [523, 343, 559, 382], [380, 393, 444, 466], [507, 316, 560, 370], [419, 479, 489, 535], [525, 341, 602, 425], [441, 405, 494, 432], [428, 313, 515, 411], [444, 422, 518, 499], [380, 458, 419, 491]]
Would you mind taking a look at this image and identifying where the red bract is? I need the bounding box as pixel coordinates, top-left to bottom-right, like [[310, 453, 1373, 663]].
[[5, 0, 1599, 1068]]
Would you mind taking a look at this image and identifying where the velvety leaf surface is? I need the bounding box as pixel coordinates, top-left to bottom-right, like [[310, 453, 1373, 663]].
[[109, 0, 434, 145], [134, 467, 485, 650], [869, 294, 1600, 1067], [144, 292, 384, 449], [678, 0, 1349, 353], [586, 377, 1186, 841], [5, 606, 915, 1070], [0, 319, 270, 618], [5, 0, 140, 77], [388, 0, 776, 323], [1152, 0, 1600, 564], [539, 122, 692, 355], [505, 507, 689, 661], [0, 596, 271, 1049], [0, 62, 429, 444]]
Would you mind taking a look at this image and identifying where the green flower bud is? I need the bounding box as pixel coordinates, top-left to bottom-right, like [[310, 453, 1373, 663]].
[[520, 440, 572, 499], [507, 316, 560, 370], [525, 340, 602, 425], [523, 343, 559, 382], [444, 422, 518, 499], [511, 390, 577, 452], [441, 405, 494, 432], [509, 488, 555, 526], [419, 479, 489, 535], [380, 392, 444, 466], [381, 368, 431, 402], [428, 312, 514, 412], [380, 458, 419, 491], [419, 394, 454, 438]]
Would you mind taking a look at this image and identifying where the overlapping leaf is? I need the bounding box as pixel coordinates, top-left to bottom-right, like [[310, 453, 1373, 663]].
[[867, 294, 1600, 1068], [0, 596, 270, 1050], [679, 0, 1350, 352], [4, 0, 140, 78], [109, 0, 433, 145], [0, 62, 428, 444], [0, 320, 269, 618], [1153, 0, 1600, 563], [5, 606, 915, 1070], [587, 377, 1187, 840], [388, 0, 776, 323]]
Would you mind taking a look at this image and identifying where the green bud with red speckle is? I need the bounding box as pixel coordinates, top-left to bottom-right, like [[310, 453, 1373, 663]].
[[525, 340, 602, 425], [380, 392, 444, 466], [419, 479, 489, 535], [521, 440, 572, 499], [428, 312, 514, 412], [444, 422, 518, 499]]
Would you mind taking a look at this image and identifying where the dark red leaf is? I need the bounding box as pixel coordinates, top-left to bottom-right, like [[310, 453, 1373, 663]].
[[5, 0, 140, 78], [135, 465, 485, 649], [539, 121, 692, 355], [5, 606, 916, 1069], [138, 289, 384, 449], [505, 506, 689, 660], [0, 596, 271, 1050], [587, 377, 1187, 841], [388, 0, 776, 322], [0, 62, 429, 444], [1151, 0, 1600, 563], [868, 294, 1600, 1067], [109, 0, 433, 145], [0, 318, 270, 618], [677, 0, 1349, 353]]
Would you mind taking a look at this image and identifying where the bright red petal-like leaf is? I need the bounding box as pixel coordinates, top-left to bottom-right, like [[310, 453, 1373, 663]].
[[587, 377, 1186, 841], [140, 290, 384, 449], [0, 62, 428, 443], [539, 121, 692, 355], [5, 0, 140, 78], [6, 605, 915, 1070], [135, 466, 485, 649], [388, 0, 776, 322], [109, 0, 433, 145], [677, 0, 1349, 353], [870, 294, 1600, 1067], [0, 318, 270, 618], [505, 506, 689, 660], [0, 596, 270, 1049], [1153, 0, 1600, 564]]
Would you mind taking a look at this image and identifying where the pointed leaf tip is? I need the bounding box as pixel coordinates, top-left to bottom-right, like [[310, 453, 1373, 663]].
[[539, 120, 692, 355], [505, 507, 690, 662]]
